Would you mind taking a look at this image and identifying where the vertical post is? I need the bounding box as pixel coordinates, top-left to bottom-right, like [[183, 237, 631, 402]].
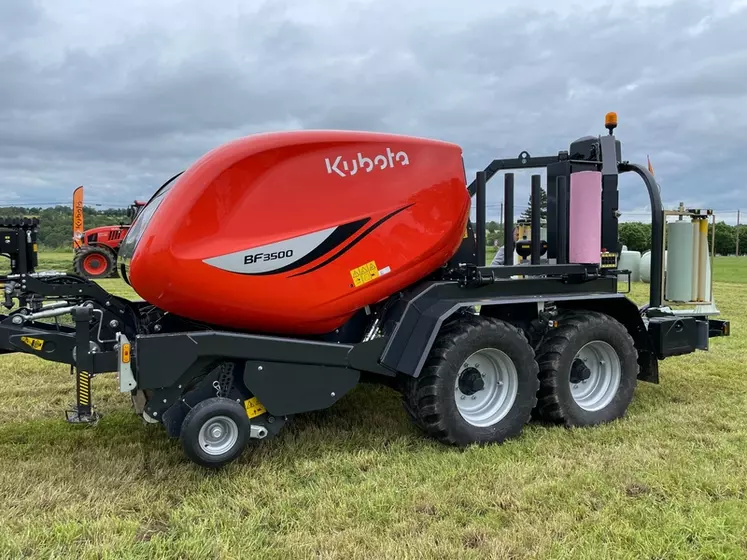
[[557, 175, 568, 264], [504, 174, 514, 265], [16, 225, 28, 275], [618, 162, 663, 308], [476, 171, 487, 267], [531, 174, 542, 265], [67, 306, 99, 424], [736, 209, 740, 257]]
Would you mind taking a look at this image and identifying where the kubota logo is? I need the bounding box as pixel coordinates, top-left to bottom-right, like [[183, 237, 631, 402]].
[[325, 148, 410, 177]]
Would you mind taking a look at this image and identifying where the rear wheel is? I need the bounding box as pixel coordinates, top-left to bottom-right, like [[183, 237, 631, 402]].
[[535, 311, 639, 426], [180, 397, 250, 468], [405, 316, 539, 446], [73, 246, 116, 279]]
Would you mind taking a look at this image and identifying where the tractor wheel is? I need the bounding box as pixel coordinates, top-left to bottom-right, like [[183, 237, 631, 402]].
[[73, 246, 115, 279], [406, 316, 539, 446], [535, 311, 639, 427], [180, 397, 250, 468]]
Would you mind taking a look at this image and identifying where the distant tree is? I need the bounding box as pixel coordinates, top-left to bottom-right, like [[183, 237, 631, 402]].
[[486, 229, 504, 247], [619, 222, 651, 253], [711, 221, 735, 256], [0, 205, 129, 249], [486, 220, 499, 233], [519, 188, 547, 222]]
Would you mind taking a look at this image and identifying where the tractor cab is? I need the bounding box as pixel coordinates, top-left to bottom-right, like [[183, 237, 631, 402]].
[[126, 201, 146, 223]]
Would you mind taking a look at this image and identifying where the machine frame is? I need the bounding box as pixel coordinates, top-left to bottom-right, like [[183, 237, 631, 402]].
[[0, 116, 731, 467]]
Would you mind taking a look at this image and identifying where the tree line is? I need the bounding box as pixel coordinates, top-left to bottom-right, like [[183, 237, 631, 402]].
[[618, 221, 745, 256], [3, 202, 744, 256], [0, 205, 130, 250], [485, 188, 745, 256], [484, 220, 745, 256]]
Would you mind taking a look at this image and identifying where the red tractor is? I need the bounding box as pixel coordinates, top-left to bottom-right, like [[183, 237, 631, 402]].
[[73, 200, 146, 279]]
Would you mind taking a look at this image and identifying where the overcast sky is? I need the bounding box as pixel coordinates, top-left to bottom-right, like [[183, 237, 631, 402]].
[[1, 0, 746, 223]]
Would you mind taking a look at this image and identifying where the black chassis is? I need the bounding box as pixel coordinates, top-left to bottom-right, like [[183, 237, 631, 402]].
[[0, 262, 729, 435]]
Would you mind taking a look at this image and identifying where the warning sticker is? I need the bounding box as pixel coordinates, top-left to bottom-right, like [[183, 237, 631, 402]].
[[21, 336, 44, 351], [244, 397, 267, 418], [350, 260, 380, 287]]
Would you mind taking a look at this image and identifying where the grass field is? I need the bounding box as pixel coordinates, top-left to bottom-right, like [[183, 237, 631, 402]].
[[1, 253, 746, 559]]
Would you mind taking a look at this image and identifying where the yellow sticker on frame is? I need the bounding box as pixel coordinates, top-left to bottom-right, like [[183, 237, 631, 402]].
[[21, 336, 44, 351], [350, 261, 380, 287], [244, 397, 267, 418]]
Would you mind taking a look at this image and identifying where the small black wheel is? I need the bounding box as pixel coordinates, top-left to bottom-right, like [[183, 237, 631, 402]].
[[406, 315, 539, 446], [73, 246, 116, 279], [535, 311, 639, 426], [180, 397, 250, 468]]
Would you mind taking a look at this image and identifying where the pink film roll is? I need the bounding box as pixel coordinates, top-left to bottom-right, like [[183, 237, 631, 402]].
[[568, 170, 602, 264]]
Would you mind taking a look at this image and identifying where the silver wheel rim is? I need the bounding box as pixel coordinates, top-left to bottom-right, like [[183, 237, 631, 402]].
[[197, 415, 239, 456], [570, 341, 621, 411], [455, 348, 519, 427]]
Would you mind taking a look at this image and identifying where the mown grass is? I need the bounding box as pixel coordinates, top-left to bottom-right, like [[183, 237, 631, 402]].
[[0, 254, 745, 558]]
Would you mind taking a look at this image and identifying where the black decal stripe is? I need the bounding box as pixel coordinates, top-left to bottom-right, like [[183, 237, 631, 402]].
[[249, 217, 370, 276], [291, 204, 414, 277]]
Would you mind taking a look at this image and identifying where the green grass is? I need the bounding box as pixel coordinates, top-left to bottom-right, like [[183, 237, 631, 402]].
[[704, 256, 747, 284], [0, 255, 746, 558]]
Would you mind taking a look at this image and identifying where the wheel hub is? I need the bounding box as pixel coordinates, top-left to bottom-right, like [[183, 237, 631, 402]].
[[569, 359, 592, 384], [569, 340, 622, 412], [198, 415, 239, 456], [454, 348, 519, 427], [458, 367, 485, 395]]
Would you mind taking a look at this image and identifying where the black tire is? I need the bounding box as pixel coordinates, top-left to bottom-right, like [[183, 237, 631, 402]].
[[405, 316, 539, 446], [400, 375, 427, 433], [535, 311, 639, 427], [180, 397, 250, 468], [73, 246, 116, 279]]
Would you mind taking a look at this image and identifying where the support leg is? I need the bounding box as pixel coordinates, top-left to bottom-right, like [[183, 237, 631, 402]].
[[66, 306, 100, 424]]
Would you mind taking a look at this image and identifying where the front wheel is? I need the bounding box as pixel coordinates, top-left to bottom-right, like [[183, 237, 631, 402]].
[[405, 316, 539, 446], [73, 246, 116, 279], [180, 397, 250, 468]]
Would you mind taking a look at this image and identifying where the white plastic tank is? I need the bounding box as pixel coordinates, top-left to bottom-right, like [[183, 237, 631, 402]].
[[665, 221, 695, 301], [618, 249, 641, 282], [640, 250, 667, 284]]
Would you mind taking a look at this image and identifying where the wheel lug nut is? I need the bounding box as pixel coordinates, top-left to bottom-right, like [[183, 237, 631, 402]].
[[460, 396, 465, 400], [574, 384, 578, 389], [471, 396, 476, 400]]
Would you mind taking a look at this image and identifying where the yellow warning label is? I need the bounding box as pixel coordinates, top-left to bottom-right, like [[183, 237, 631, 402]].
[[78, 370, 91, 406], [244, 397, 267, 418], [350, 260, 380, 287], [21, 336, 44, 351]]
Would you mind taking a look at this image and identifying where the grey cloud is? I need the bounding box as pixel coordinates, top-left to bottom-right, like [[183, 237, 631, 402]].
[[0, 0, 745, 222]]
